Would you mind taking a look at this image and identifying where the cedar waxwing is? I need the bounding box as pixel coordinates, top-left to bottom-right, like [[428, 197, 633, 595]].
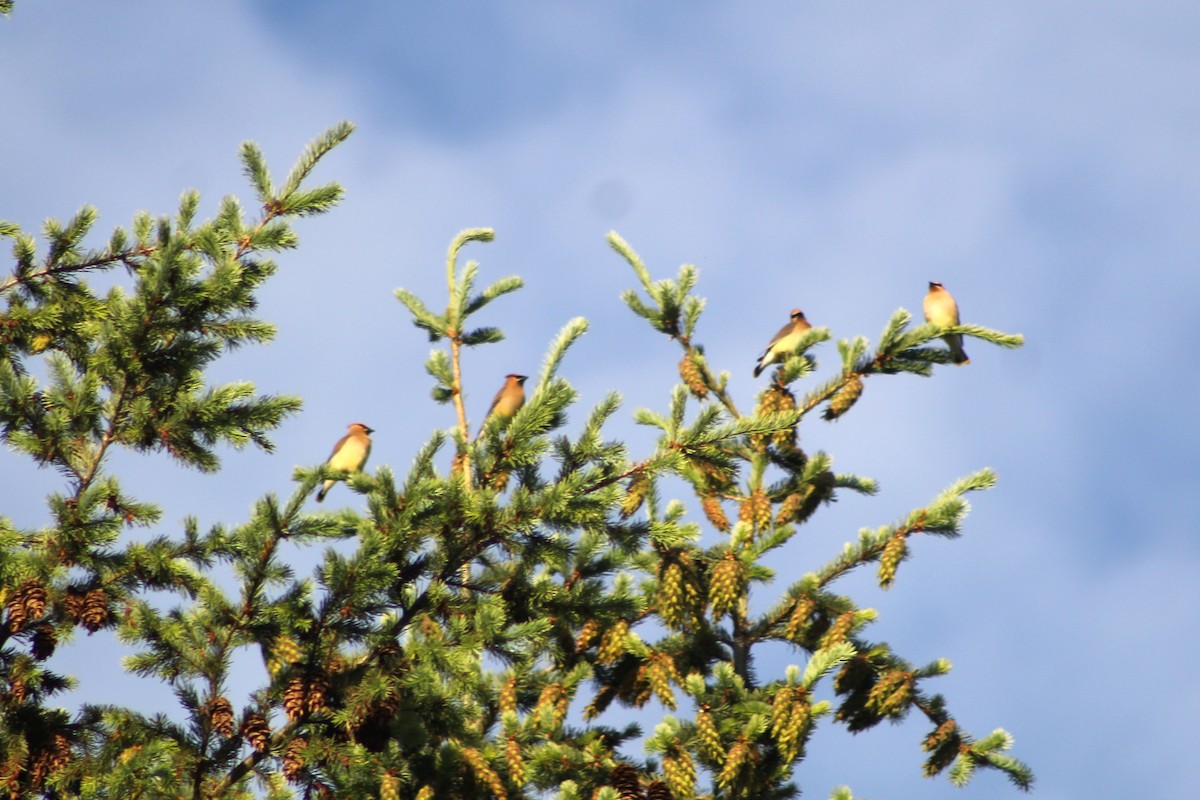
[[753, 309, 812, 378], [316, 422, 374, 502], [479, 374, 527, 435], [923, 281, 970, 365]]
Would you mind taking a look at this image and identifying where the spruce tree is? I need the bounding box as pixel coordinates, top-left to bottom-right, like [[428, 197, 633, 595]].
[[1, 123, 1033, 799]]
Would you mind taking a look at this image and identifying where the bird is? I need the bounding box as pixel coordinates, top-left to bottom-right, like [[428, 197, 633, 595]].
[[923, 281, 970, 365], [316, 422, 374, 502], [754, 309, 811, 378], [478, 374, 527, 435]]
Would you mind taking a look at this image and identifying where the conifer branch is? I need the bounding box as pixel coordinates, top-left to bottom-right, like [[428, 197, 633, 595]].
[[72, 379, 126, 495], [0, 244, 154, 293], [610, 232, 743, 418]]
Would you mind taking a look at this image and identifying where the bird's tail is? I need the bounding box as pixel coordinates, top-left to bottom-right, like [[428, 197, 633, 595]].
[[945, 334, 970, 365]]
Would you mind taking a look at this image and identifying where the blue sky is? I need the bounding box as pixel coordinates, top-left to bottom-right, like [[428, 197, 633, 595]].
[[2, 2, 1199, 797]]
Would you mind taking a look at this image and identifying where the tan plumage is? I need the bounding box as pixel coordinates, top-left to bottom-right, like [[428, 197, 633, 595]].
[[923, 281, 969, 365], [479, 374, 527, 435], [316, 422, 373, 502], [754, 309, 811, 378]]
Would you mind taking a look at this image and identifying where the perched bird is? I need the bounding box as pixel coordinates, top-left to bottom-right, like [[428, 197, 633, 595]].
[[754, 309, 811, 378], [316, 422, 374, 502], [479, 374, 527, 435], [923, 281, 970, 365]]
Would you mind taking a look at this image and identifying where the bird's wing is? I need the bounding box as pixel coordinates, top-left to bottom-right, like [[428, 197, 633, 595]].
[[761, 320, 797, 356], [486, 385, 506, 416], [325, 433, 350, 463]]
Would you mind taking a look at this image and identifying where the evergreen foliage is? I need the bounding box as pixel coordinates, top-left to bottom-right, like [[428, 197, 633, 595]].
[[1, 124, 1032, 798]]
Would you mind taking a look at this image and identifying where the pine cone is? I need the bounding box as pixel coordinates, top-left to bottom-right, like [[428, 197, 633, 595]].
[[921, 720, 963, 777], [645, 781, 674, 800], [554, 685, 571, 726], [6, 580, 47, 633], [751, 388, 781, 448], [620, 472, 650, 520], [610, 764, 644, 800], [922, 719, 959, 752], [64, 586, 86, 623], [24, 581, 47, 618], [5, 597, 27, 635], [695, 707, 724, 760], [784, 596, 815, 642], [822, 373, 863, 421], [786, 701, 811, 754], [678, 352, 709, 399], [208, 696, 235, 738], [47, 732, 71, 773], [418, 613, 442, 640], [757, 385, 781, 416], [716, 738, 750, 788], [708, 553, 743, 617], [575, 618, 601, 652], [677, 553, 704, 620], [489, 468, 511, 492], [281, 737, 307, 781], [241, 712, 271, 753], [774, 488, 808, 526], [30, 624, 57, 661], [660, 752, 696, 799], [352, 701, 396, 753], [924, 737, 962, 778], [777, 470, 834, 526], [821, 611, 855, 648], [769, 686, 795, 737], [657, 562, 684, 628], [629, 665, 654, 708], [29, 755, 51, 791], [752, 491, 772, 530], [499, 676, 519, 716], [701, 495, 730, 533], [267, 635, 303, 677], [283, 677, 308, 722], [866, 670, 913, 718], [696, 705, 720, 758], [534, 682, 567, 729], [597, 619, 630, 665], [80, 589, 109, 633], [380, 771, 400, 800], [645, 654, 677, 710], [737, 488, 771, 532], [878, 532, 907, 588], [305, 674, 330, 715], [834, 654, 875, 696], [770, 686, 810, 762], [772, 387, 797, 447], [505, 736, 526, 785], [460, 746, 506, 800]]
